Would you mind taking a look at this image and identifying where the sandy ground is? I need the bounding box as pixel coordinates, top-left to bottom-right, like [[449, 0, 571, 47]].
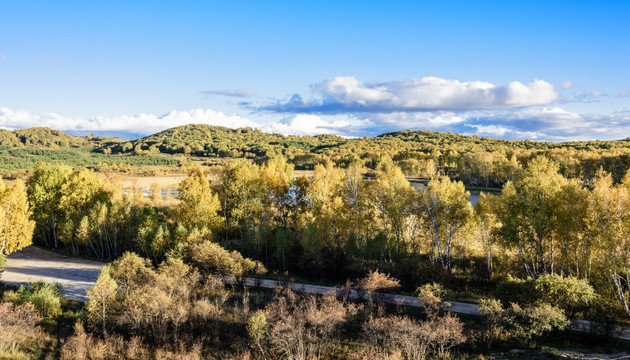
[[2, 246, 105, 301]]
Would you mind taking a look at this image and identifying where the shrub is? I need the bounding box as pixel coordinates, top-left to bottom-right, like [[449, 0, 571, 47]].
[[14, 281, 64, 319], [108, 252, 157, 294], [477, 298, 506, 349], [417, 282, 448, 319], [478, 299, 569, 348], [264, 290, 353, 360], [354, 271, 401, 294], [189, 240, 266, 277], [495, 274, 597, 317], [85, 265, 118, 337], [506, 303, 569, 346], [0, 302, 42, 354], [247, 310, 268, 360], [363, 313, 466, 360], [533, 274, 596, 317]]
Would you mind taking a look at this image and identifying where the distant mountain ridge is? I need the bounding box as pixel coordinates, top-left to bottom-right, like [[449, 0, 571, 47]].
[[3, 124, 630, 157]]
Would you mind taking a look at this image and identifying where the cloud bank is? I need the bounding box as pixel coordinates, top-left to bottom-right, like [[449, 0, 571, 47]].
[[261, 76, 559, 113], [0, 107, 349, 138], [466, 107, 630, 141], [1, 75, 626, 142], [3, 105, 629, 142]]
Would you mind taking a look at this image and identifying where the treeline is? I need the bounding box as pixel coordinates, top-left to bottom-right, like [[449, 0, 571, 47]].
[[101, 124, 630, 187], [7, 125, 630, 189], [11, 155, 630, 321]]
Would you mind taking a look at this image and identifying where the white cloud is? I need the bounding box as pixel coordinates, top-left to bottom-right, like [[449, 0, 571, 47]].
[[363, 112, 464, 129], [3, 104, 630, 142], [0, 107, 260, 135], [468, 107, 630, 141], [561, 80, 574, 89], [0, 54, 6, 62], [0, 107, 353, 138], [261, 114, 351, 136], [618, 91, 628, 98], [262, 76, 559, 113]]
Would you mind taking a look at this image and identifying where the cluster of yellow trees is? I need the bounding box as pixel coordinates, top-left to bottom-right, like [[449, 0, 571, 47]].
[[4, 153, 630, 319], [0, 179, 34, 256]]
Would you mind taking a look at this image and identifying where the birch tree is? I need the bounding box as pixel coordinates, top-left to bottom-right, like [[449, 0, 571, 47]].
[[175, 166, 222, 233], [589, 171, 630, 317], [497, 157, 566, 279], [0, 179, 35, 255], [26, 163, 70, 249], [418, 176, 473, 269]]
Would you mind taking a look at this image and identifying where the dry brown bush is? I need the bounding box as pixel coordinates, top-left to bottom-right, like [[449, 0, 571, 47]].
[[347, 350, 403, 360], [264, 289, 355, 360], [116, 258, 201, 344], [363, 313, 466, 360], [60, 322, 202, 360], [0, 302, 42, 354], [355, 271, 401, 294]]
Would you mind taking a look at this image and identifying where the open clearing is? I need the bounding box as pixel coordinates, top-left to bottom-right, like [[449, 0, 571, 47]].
[[2, 246, 105, 301]]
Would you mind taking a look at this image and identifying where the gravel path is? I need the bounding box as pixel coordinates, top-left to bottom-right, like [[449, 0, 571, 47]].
[[2, 246, 105, 301]]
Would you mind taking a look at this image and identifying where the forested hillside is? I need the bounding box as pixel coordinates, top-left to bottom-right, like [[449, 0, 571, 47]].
[[101, 124, 630, 186], [0, 127, 109, 148], [4, 125, 630, 188]]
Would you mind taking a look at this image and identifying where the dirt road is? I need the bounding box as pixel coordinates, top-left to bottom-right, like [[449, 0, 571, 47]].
[[2, 246, 105, 301]]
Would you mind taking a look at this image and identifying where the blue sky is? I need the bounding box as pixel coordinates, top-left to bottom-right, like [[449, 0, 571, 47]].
[[1, 1, 629, 140]]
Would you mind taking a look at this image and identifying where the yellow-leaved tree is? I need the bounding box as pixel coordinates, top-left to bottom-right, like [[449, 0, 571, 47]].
[[175, 166, 222, 232], [86, 265, 118, 338], [0, 179, 35, 255]]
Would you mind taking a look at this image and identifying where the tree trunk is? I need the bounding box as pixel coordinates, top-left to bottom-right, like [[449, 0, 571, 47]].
[[613, 273, 630, 317]]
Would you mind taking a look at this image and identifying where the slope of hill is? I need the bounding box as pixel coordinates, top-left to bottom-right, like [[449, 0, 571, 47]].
[[99, 124, 630, 160], [4, 124, 630, 184], [100, 124, 348, 159], [0, 128, 177, 174], [0, 127, 119, 148]]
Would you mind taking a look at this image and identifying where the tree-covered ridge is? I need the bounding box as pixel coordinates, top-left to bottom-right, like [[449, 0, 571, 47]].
[[6, 124, 630, 186], [101, 124, 347, 159], [0, 127, 117, 149], [102, 124, 630, 160], [95, 124, 630, 185]]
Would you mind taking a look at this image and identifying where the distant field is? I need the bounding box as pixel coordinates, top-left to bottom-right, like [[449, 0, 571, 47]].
[[116, 170, 316, 190], [115, 175, 185, 189]]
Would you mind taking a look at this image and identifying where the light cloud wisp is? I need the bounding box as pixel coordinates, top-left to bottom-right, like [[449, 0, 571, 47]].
[[201, 89, 256, 97]]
